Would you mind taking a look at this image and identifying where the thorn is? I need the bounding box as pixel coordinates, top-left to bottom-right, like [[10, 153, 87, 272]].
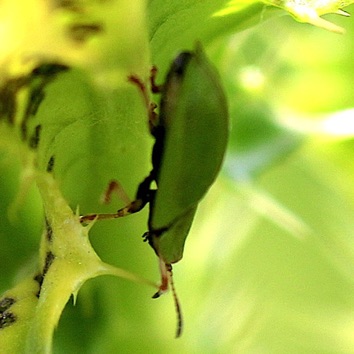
[[335, 9, 350, 17]]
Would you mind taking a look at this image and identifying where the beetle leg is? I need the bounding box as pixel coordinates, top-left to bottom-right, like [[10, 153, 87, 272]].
[[150, 66, 163, 94], [128, 73, 158, 132], [116, 171, 155, 217], [151, 260, 183, 338], [152, 259, 170, 298], [100, 180, 131, 205], [80, 172, 156, 224], [80, 180, 131, 224], [128, 74, 150, 108]]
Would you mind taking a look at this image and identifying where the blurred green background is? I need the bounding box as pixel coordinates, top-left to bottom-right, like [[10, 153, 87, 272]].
[[1, 4, 354, 354]]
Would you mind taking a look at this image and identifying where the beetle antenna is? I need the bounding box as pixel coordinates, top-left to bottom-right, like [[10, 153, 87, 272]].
[[168, 267, 183, 338], [151, 261, 183, 337]]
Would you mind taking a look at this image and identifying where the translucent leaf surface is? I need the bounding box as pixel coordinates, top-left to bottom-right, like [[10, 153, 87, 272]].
[[1, 1, 353, 353]]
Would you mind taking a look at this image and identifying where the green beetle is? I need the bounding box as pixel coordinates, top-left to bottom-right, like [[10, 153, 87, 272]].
[[81, 43, 229, 336], [126, 43, 228, 335], [145, 44, 229, 267]]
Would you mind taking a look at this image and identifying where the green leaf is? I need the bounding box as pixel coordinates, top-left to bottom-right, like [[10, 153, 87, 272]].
[[0, 172, 156, 354], [148, 0, 278, 68], [264, 0, 354, 33], [1, 1, 354, 353]]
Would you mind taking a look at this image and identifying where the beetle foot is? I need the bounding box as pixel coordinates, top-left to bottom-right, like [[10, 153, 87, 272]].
[[152, 280, 169, 299], [79, 214, 97, 224], [151, 289, 165, 299]]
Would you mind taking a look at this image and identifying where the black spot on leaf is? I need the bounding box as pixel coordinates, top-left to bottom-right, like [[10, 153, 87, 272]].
[[43, 252, 55, 277], [34, 251, 56, 297], [29, 124, 42, 149], [46, 155, 55, 173], [0, 297, 17, 329], [0, 297, 15, 312], [45, 217, 53, 242], [0, 311, 16, 329]]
